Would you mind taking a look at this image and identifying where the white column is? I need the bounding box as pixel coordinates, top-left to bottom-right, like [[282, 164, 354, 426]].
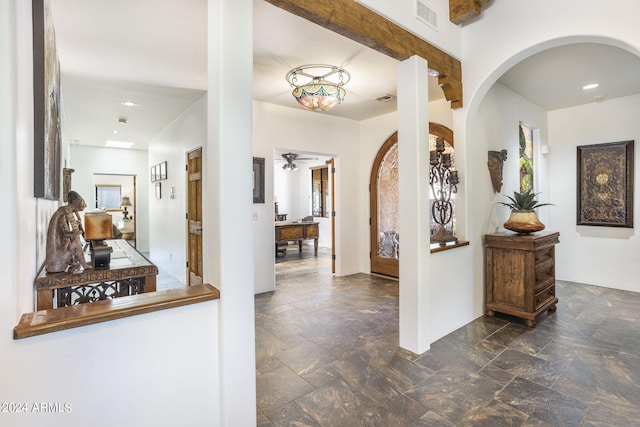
[[0, 0, 18, 316], [207, 0, 256, 426], [397, 56, 431, 354]]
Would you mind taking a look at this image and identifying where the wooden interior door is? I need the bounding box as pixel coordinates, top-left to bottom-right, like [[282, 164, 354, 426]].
[[186, 147, 203, 286], [370, 132, 399, 278]]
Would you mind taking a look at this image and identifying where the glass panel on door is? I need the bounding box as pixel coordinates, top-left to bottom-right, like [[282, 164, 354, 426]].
[[377, 143, 399, 260]]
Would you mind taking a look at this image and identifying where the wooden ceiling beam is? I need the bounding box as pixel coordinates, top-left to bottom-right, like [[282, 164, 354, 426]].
[[262, 0, 463, 109], [449, 0, 491, 25]]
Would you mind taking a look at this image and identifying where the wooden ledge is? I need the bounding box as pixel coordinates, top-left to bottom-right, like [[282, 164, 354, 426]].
[[430, 240, 470, 253], [14, 284, 220, 340]]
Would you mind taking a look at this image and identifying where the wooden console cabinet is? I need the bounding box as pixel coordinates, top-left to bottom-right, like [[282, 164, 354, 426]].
[[35, 239, 158, 311], [275, 221, 319, 256], [484, 231, 559, 327]]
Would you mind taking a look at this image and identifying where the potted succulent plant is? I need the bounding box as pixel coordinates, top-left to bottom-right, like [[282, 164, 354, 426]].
[[499, 189, 553, 233]]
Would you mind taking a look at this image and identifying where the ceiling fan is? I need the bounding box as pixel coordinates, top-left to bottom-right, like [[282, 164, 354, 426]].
[[277, 152, 318, 171]]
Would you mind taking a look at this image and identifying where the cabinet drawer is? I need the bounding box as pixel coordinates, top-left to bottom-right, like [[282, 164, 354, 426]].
[[305, 225, 319, 238], [535, 258, 554, 292], [535, 285, 555, 310], [535, 247, 553, 264], [278, 227, 304, 240], [535, 257, 554, 275]]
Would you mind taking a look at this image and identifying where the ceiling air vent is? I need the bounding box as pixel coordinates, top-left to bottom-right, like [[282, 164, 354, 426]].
[[375, 94, 396, 103], [416, 0, 438, 31]]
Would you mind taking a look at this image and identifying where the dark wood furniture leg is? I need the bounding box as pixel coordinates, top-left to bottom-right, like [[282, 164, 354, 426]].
[[37, 289, 54, 311], [144, 275, 156, 292]]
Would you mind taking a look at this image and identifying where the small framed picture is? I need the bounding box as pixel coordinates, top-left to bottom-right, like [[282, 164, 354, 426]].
[[159, 161, 167, 180], [253, 157, 265, 203], [155, 181, 162, 199], [151, 165, 157, 182]]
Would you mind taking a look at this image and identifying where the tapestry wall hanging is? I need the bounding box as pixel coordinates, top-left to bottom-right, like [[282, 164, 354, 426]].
[[577, 140, 634, 227], [33, 0, 62, 200]]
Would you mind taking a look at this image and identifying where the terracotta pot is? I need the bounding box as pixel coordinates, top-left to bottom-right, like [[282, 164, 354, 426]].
[[503, 211, 545, 233]]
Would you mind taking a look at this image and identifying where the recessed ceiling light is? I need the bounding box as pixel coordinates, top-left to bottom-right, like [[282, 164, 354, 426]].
[[121, 100, 140, 107], [582, 83, 599, 90], [105, 140, 134, 149], [111, 130, 120, 134]]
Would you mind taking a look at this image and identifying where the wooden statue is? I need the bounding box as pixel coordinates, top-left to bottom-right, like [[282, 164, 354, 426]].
[[45, 191, 92, 273]]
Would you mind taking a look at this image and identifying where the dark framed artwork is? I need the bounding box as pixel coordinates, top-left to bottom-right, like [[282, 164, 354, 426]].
[[155, 182, 162, 199], [577, 140, 634, 227], [253, 157, 265, 204], [159, 161, 167, 180], [33, 0, 61, 200], [151, 165, 157, 182]]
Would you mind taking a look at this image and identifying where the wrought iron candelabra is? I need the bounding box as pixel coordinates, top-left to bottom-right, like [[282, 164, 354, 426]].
[[429, 137, 459, 246]]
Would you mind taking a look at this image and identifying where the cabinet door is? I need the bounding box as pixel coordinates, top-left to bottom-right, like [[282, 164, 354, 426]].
[[488, 248, 527, 310]]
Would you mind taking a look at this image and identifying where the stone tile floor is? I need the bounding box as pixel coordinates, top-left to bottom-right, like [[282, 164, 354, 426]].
[[256, 249, 640, 426]]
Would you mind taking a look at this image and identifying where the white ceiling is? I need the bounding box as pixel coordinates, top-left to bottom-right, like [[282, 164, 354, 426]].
[[51, 0, 640, 150], [498, 42, 640, 111]]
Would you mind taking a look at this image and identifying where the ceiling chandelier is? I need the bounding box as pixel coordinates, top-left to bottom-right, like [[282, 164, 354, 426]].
[[286, 64, 351, 112]]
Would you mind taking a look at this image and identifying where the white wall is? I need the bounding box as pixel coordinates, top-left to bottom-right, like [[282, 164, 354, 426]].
[[470, 82, 551, 236], [1, 2, 221, 426], [274, 157, 333, 248], [274, 158, 319, 221], [70, 146, 151, 252], [252, 100, 362, 293], [273, 163, 292, 218], [445, 81, 550, 341], [148, 95, 207, 284], [548, 94, 640, 291], [457, 0, 640, 304]]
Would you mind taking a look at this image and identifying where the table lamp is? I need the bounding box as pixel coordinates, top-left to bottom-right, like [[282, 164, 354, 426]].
[[120, 196, 133, 220], [84, 211, 114, 268]]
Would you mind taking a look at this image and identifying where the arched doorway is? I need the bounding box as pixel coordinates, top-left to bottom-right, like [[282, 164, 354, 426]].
[[369, 124, 454, 277], [370, 132, 399, 277]]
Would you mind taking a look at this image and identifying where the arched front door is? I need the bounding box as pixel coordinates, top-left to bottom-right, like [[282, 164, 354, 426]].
[[369, 124, 454, 278], [370, 132, 399, 277]]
